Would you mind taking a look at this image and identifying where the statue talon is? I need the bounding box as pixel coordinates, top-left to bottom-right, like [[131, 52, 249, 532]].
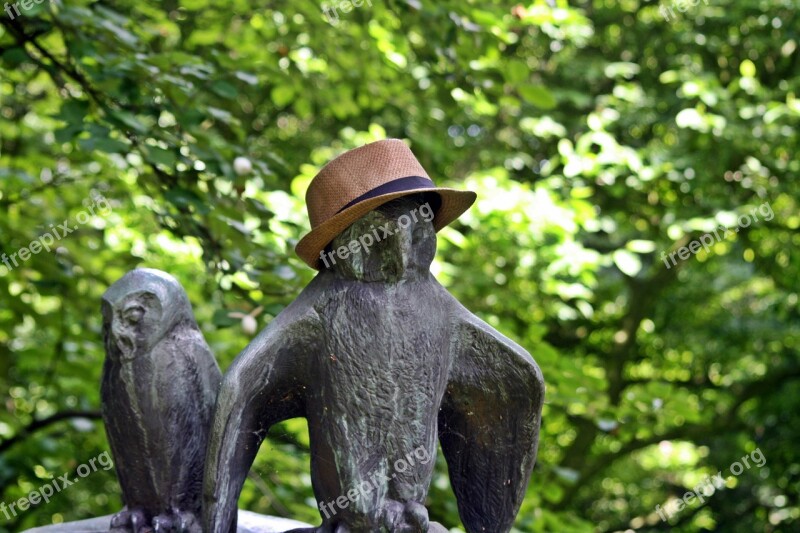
[[402, 501, 429, 531], [151, 513, 174, 532], [379, 499, 428, 532], [109, 508, 130, 529], [177, 510, 201, 532], [148, 509, 200, 533], [130, 509, 153, 533], [110, 507, 149, 532]]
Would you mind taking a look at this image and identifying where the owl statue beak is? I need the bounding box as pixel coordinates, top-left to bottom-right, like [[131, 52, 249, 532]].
[[110, 327, 137, 361]]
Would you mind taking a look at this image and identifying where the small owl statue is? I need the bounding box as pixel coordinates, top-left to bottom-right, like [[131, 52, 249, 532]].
[[101, 268, 221, 533]]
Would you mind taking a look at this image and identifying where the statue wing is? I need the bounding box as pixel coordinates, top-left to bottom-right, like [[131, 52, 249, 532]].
[[438, 302, 545, 533], [203, 293, 324, 533], [155, 330, 222, 512]]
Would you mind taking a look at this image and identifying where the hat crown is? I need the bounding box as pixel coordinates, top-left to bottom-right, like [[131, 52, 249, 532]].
[[305, 139, 431, 229]]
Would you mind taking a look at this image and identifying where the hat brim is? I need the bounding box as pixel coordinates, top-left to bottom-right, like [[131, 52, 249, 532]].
[[295, 187, 477, 270]]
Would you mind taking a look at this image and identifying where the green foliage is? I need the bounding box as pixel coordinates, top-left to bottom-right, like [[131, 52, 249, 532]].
[[1, 0, 798, 532]]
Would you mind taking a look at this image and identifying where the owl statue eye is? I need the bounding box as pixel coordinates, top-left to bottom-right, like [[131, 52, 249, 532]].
[[123, 305, 145, 325]]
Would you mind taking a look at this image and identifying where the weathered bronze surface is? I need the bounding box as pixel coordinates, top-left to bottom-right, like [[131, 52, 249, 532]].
[[204, 196, 545, 533], [101, 269, 222, 532], [34, 196, 544, 533]]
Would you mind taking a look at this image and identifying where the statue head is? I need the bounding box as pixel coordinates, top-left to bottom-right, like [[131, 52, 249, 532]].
[[101, 268, 193, 361], [323, 193, 440, 282], [295, 139, 476, 270]]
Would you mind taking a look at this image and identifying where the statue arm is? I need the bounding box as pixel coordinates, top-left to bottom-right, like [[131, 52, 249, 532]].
[[438, 303, 545, 533], [202, 307, 321, 533]]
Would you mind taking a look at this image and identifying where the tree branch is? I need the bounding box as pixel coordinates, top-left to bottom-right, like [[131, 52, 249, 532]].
[[0, 410, 102, 453]]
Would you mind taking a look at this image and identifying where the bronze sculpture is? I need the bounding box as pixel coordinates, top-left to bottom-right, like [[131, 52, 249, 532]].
[[203, 140, 545, 533], [28, 140, 544, 533], [101, 269, 222, 532]]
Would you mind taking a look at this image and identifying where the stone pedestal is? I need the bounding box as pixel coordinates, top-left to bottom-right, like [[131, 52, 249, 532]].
[[23, 510, 312, 533]]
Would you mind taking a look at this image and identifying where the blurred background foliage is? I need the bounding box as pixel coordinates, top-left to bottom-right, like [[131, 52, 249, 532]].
[[1, 0, 798, 531]]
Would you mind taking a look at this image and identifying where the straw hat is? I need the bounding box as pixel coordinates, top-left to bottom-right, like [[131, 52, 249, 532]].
[[295, 139, 477, 269]]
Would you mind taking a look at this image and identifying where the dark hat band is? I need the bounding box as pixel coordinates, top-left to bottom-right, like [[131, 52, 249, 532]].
[[336, 175, 435, 214]]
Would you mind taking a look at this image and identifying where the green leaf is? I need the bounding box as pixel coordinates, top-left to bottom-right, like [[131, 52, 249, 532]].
[[612, 249, 643, 277], [519, 85, 557, 109], [164, 187, 211, 214], [54, 124, 83, 143], [212, 309, 239, 327], [58, 100, 90, 124], [740, 59, 757, 78], [235, 71, 259, 85], [108, 111, 147, 133], [207, 107, 235, 124], [271, 85, 296, 107], [211, 80, 238, 99], [626, 240, 657, 253], [145, 147, 178, 168], [505, 60, 529, 84], [79, 136, 129, 154]]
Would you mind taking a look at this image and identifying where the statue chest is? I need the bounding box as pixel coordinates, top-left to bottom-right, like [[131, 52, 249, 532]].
[[310, 280, 452, 404]]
